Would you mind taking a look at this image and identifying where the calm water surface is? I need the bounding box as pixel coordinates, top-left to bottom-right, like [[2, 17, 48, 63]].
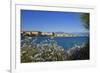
[[21, 36, 89, 50]]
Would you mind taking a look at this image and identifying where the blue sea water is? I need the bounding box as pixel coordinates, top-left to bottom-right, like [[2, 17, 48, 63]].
[[53, 37, 88, 49], [21, 36, 89, 50]]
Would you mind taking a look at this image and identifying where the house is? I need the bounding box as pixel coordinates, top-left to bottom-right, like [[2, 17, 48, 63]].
[[41, 32, 53, 36]]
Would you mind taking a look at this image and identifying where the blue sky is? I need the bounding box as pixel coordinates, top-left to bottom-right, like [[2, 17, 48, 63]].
[[21, 10, 88, 33]]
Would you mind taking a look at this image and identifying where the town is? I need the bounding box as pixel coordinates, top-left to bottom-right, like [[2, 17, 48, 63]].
[[21, 31, 88, 37]]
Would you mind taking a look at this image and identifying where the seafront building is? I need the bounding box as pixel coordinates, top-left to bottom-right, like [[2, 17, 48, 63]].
[[41, 32, 53, 36], [21, 31, 87, 37]]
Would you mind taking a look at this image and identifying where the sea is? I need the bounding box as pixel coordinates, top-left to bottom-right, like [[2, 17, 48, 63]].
[[21, 36, 89, 50]]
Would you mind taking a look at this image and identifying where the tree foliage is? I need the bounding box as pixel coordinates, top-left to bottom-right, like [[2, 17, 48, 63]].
[[80, 13, 90, 30]]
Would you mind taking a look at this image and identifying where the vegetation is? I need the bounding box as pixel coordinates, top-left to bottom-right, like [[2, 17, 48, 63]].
[[67, 42, 89, 60], [77, 13, 90, 60], [80, 13, 90, 30], [21, 37, 89, 63]]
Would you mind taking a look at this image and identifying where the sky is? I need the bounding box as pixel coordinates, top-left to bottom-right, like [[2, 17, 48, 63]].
[[21, 10, 89, 33]]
